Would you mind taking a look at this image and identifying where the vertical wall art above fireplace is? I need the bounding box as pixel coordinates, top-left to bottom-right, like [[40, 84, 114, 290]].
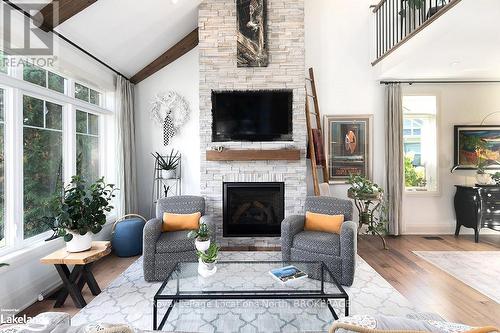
[[223, 182, 285, 237]]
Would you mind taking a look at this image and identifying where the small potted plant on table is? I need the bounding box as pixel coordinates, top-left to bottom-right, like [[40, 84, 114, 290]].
[[45, 176, 116, 253], [152, 149, 180, 179], [196, 242, 220, 277], [347, 174, 388, 250], [187, 223, 211, 251]]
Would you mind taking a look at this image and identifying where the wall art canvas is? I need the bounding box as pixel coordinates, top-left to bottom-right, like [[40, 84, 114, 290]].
[[236, 0, 268, 67], [325, 115, 372, 183], [453, 125, 500, 170]]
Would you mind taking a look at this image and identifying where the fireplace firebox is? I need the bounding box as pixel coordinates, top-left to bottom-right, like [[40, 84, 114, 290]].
[[223, 182, 285, 237]]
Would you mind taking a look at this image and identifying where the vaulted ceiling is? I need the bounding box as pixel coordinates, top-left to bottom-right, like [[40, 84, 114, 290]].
[[11, 0, 200, 79]]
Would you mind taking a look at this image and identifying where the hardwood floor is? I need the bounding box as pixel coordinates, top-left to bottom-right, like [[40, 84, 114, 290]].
[[358, 234, 500, 327], [20, 235, 500, 327]]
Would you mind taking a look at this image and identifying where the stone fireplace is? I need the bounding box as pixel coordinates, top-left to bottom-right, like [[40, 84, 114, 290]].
[[199, 0, 306, 246]]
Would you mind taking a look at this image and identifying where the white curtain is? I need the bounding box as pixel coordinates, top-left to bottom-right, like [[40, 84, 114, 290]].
[[115, 76, 138, 215], [385, 83, 404, 236]]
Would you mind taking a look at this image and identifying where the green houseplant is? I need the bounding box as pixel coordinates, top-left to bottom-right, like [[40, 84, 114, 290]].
[[45, 176, 116, 252], [187, 223, 211, 252], [347, 174, 388, 250], [152, 149, 180, 179]]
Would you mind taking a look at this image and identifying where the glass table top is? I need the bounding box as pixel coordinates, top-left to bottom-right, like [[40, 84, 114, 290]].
[[155, 261, 346, 298]]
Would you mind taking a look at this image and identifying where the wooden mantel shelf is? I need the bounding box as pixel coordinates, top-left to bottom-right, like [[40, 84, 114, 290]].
[[206, 149, 301, 161]]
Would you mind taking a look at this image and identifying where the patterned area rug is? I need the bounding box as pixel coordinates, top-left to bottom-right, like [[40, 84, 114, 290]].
[[72, 252, 417, 332], [414, 251, 500, 304]]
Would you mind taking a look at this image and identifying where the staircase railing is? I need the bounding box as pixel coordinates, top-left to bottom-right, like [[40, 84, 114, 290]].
[[372, 0, 461, 65]]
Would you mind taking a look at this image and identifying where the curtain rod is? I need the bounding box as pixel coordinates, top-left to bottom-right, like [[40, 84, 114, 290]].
[[2, 0, 129, 80], [380, 80, 500, 85]]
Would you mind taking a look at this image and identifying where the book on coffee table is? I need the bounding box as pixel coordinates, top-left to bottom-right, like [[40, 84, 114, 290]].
[[269, 265, 308, 284]]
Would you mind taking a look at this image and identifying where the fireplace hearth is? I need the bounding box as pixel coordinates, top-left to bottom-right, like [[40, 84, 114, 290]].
[[223, 182, 285, 237]]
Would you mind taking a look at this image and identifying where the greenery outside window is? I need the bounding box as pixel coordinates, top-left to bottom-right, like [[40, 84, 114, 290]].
[[75, 82, 102, 106], [0, 89, 5, 247], [403, 95, 438, 193], [23, 95, 63, 239], [23, 64, 66, 94], [76, 110, 100, 183]]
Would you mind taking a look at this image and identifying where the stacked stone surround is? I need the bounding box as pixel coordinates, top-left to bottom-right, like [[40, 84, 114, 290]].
[[199, 0, 306, 247]]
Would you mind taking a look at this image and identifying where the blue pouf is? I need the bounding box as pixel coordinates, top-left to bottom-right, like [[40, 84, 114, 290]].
[[112, 217, 145, 257]]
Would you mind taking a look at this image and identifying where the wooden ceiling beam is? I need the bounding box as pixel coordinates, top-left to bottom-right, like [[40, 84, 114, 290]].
[[130, 28, 199, 84], [38, 0, 98, 32]]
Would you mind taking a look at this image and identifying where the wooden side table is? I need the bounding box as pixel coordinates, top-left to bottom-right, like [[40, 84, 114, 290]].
[[40, 241, 111, 308]]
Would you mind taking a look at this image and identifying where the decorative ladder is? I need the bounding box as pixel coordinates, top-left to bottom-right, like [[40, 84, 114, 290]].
[[305, 67, 329, 196]]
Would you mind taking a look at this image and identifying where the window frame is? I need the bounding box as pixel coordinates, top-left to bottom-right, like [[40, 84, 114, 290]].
[[0, 65, 113, 257], [74, 80, 104, 108], [75, 109, 103, 182], [21, 63, 68, 95], [402, 93, 441, 196]]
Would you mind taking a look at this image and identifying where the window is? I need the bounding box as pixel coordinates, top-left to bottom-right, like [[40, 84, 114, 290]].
[[76, 110, 100, 182], [23, 95, 63, 239], [0, 52, 113, 255], [75, 83, 101, 106], [0, 51, 7, 74], [0, 89, 5, 247], [23, 64, 66, 94], [403, 95, 438, 192]]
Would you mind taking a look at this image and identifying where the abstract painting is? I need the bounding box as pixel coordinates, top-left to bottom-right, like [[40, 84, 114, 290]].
[[236, 0, 268, 67], [453, 125, 500, 170], [325, 115, 372, 183]]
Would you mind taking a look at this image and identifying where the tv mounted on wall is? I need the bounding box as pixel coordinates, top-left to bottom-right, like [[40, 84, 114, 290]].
[[212, 90, 293, 142]]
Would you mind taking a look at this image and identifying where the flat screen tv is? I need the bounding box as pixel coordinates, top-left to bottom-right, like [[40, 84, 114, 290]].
[[212, 90, 293, 142]]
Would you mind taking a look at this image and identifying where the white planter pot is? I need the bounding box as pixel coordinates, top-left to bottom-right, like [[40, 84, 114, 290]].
[[198, 258, 217, 277], [476, 173, 493, 185], [195, 238, 211, 252], [161, 170, 177, 179], [65, 231, 92, 253]]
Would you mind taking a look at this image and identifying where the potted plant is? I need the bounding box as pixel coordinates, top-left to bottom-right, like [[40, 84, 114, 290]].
[[476, 157, 494, 185], [187, 223, 211, 251], [196, 242, 219, 277], [347, 174, 388, 250], [152, 150, 180, 179], [45, 176, 116, 253]]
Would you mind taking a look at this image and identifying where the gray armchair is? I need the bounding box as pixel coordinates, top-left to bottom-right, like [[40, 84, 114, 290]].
[[143, 196, 215, 282], [281, 196, 357, 286]]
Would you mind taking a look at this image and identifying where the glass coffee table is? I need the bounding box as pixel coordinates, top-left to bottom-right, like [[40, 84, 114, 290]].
[[153, 261, 349, 331]]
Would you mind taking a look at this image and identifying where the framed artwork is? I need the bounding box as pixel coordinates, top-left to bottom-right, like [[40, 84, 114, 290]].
[[453, 125, 500, 170], [325, 115, 372, 183], [236, 0, 268, 67]]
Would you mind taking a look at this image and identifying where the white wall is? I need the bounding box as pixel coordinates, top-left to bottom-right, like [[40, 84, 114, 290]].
[[304, 0, 385, 199], [402, 84, 500, 234], [134, 48, 200, 219]]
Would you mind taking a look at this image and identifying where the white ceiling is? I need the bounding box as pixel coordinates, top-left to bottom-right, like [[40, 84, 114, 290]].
[[375, 0, 500, 80], [11, 0, 201, 78]]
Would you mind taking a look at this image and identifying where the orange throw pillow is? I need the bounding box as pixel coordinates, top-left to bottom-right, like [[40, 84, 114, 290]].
[[162, 212, 201, 232], [304, 211, 344, 234]]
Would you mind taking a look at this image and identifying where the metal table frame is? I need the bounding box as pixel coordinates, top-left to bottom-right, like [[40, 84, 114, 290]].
[[153, 261, 349, 331]]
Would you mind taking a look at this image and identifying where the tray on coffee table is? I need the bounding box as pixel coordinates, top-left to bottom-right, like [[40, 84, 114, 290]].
[[153, 261, 349, 331]]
